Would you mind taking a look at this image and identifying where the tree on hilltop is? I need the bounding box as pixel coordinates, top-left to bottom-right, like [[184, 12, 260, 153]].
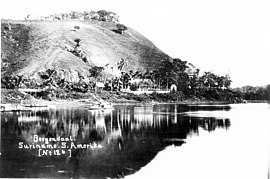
[[116, 24, 128, 34]]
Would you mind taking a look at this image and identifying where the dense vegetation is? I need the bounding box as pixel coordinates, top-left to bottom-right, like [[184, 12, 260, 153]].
[[233, 85, 270, 101], [1, 57, 243, 103]]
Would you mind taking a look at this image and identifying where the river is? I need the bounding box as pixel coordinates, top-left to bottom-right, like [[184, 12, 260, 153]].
[[1, 103, 269, 179]]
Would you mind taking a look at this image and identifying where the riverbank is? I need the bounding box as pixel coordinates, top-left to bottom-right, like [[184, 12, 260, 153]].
[[96, 90, 244, 104], [1, 88, 247, 109]]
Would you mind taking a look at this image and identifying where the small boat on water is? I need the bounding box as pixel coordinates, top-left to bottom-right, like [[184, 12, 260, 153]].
[[0, 105, 31, 112], [23, 105, 48, 108], [1, 103, 49, 112], [88, 103, 113, 110], [2, 109, 32, 112]]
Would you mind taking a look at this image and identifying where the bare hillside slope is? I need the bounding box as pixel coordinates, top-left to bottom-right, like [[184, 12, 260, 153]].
[[1, 19, 171, 81]]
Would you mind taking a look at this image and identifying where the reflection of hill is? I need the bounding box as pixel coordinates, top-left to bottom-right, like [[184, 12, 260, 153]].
[[1, 104, 231, 178]]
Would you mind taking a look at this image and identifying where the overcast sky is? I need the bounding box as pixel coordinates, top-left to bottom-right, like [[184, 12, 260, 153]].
[[1, 0, 269, 87]]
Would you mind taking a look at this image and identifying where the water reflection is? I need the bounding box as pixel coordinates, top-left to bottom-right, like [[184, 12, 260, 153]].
[[1, 104, 231, 178]]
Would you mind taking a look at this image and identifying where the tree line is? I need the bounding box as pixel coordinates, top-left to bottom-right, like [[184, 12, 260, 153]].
[[91, 58, 233, 94], [1, 58, 232, 93], [234, 85, 270, 100], [25, 10, 120, 23], [1, 57, 244, 102]]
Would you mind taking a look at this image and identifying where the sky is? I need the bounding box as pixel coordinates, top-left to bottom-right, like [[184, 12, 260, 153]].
[[0, 0, 269, 87]]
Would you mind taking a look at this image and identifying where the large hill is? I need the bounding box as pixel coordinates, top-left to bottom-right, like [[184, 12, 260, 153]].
[[1, 18, 171, 83]]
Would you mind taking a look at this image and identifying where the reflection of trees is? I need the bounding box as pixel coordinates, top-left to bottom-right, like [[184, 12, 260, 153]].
[[1, 104, 231, 178], [198, 117, 231, 132], [1, 112, 22, 135], [2, 105, 231, 150], [116, 104, 230, 134]]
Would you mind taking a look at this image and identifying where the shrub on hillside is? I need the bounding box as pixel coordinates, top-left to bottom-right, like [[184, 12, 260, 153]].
[[115, 24, 128, 34]]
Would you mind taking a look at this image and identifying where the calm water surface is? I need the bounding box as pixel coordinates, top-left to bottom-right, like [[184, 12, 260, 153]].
[[1, 103, 269, 179]]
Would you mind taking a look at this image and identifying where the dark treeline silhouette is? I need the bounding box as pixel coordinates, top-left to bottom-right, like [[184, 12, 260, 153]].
[[233, 85, 270, 101]]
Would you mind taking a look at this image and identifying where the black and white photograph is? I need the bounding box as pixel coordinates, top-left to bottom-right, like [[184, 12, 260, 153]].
[[0, 0, 270, 178]]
